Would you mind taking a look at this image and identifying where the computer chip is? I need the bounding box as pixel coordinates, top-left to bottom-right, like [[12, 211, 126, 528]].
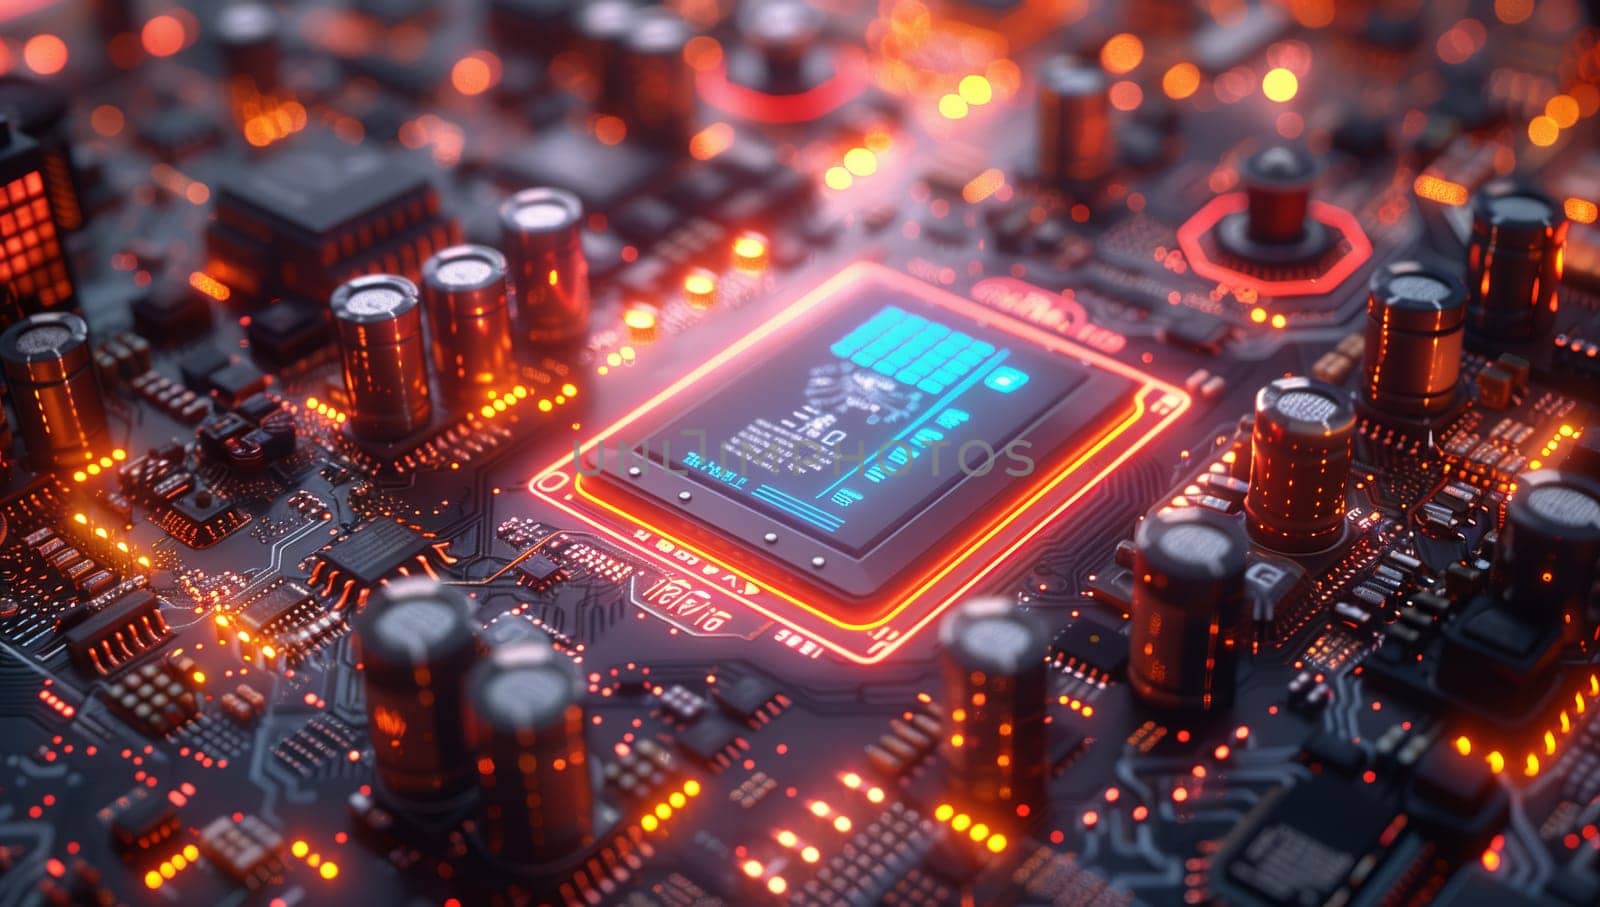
[[532, 263, 1188, 662]]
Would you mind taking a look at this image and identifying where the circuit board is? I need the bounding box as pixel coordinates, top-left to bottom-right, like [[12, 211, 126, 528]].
[[1, 1, 1600, 905]]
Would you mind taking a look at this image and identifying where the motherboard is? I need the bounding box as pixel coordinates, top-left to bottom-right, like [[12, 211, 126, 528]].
[[2, 0, 1600, 904]]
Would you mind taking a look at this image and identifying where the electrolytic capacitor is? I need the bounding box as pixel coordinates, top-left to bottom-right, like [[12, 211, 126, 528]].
[[1361, 261, 1467, 418], [466, 640, 595, 864], [215, 3, 282, 92], [938, 597, 1048, 809], [499, 187, 590, 350], [729, 0, 832, 95], [330, 274, 432, 442], [1036, 55, 1113, 185], [353, 578, 480, 806], [1129, 507, 1249, 712], [619, 9, 698, 147], [1465, 180, 1567, 343], [571, 0, 638, 115], [0, 312, 109, 469], [1217, 144, 1329, 264], [1244, 376, 1356, 553], [1494, 470, 1600, 646], [420, 244, 515, 406]]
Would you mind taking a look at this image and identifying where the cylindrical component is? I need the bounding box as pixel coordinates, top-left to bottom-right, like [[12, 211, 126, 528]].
[[215, 3, 282, 92], [1130, 507, 1250, 712], [730, 0, 831, 95], [619, 9, 697, 146], [499, 188, 590, 349], [938, 597, 1048, 809], [1361, 261, 1467, 418], [0, 312, 109, 469], [489, 0, 578, 58], [420, 245, 515, 406], [1495, 470, 1600, 645], [1465, 181, 1566, 342], [466, 640, 594, 864], [1243, 145, 1317, 245], [571, 0, 638, 114], [353, 578, 480, 805], [331, 274, 432, 442], [1245, 376, 1356, 553], [1036, 56, 1113, 184]]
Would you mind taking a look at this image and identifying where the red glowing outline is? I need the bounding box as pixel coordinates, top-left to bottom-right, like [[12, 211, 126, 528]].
[[1175, 193, 1373, 298], [695, 47, 869, 125], [528, 263, 1189, 664]]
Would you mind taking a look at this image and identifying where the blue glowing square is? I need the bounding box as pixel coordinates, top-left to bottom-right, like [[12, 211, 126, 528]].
[[984, 366, 1030, 393]]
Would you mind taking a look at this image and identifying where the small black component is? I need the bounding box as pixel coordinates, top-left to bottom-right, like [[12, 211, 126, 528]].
[[1298, 729, 1366, 775], [208, 360, 269, 406], [207, 140, 456, 305], [492, 129, 664, 210], [676, 714, 745, 766], [239, 580, 319, 633], [320, 520, 431, 586], [63, 590, 171, 675], [711, 674, 780, 721], [515, 554, 562, 589], [245, 299, 333, 364], [660, 684, 706, 723], [180, 346, 233, 392], [1050, 618, 1127, 680], [198, 814, 284, 886], [1159, 315, 1231, 354], [107, 788, 180, 853], [1215, 776, 1399, 907], [101, 654, 201, 735], [132, 289, 212, 340], [163, 486, 248, 548]]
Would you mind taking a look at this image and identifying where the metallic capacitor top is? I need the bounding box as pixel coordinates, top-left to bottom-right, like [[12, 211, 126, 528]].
[[330, 274, 432, 442], [1130, 507, 1249, 712], [1465, 181, 1566, 343], [1244, 376, 1356, 553], [0, 312, 109, 468], [353, 578, 480, 805], [499, 187, 590, 349], [1036, 56, 1112, 185], [619, 9, 698, 147], [420, 244, 515, 406], [1495, 470, 1600, 646], [938, 597, 1048, 809], [1361, 261, 1467, 418], [466, 640, 595, 864]]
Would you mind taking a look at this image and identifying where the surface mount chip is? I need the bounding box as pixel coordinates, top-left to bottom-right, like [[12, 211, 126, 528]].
[[531, 263, 1188, 662]]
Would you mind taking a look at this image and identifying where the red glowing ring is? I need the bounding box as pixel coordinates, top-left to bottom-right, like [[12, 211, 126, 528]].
[[695, 47, 869, 125], [1176, 192, 1373, 298]]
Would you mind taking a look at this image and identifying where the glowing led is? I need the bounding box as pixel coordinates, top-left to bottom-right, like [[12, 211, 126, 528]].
[[842, 147, 877, 177], [1100, 33, 1144, 75], [623, 304, 659, 342], [825, 166, 853, 190], [958, 75, 993, 105], [938, 94, 969, 119], [1163, 62, 1200, 100], [732, 233, 769, 270], [1528, 115, 1560, 147], [683, 269, 717, 308], [1262, 68, 1298, 103]]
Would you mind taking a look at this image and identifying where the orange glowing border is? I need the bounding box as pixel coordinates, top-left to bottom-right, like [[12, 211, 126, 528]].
[[528, 263, 1190, 663], [1176, 193, 1373, 298]]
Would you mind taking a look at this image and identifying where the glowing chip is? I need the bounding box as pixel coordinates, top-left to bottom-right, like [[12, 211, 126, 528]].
[[530, 263, 1187, 663]]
